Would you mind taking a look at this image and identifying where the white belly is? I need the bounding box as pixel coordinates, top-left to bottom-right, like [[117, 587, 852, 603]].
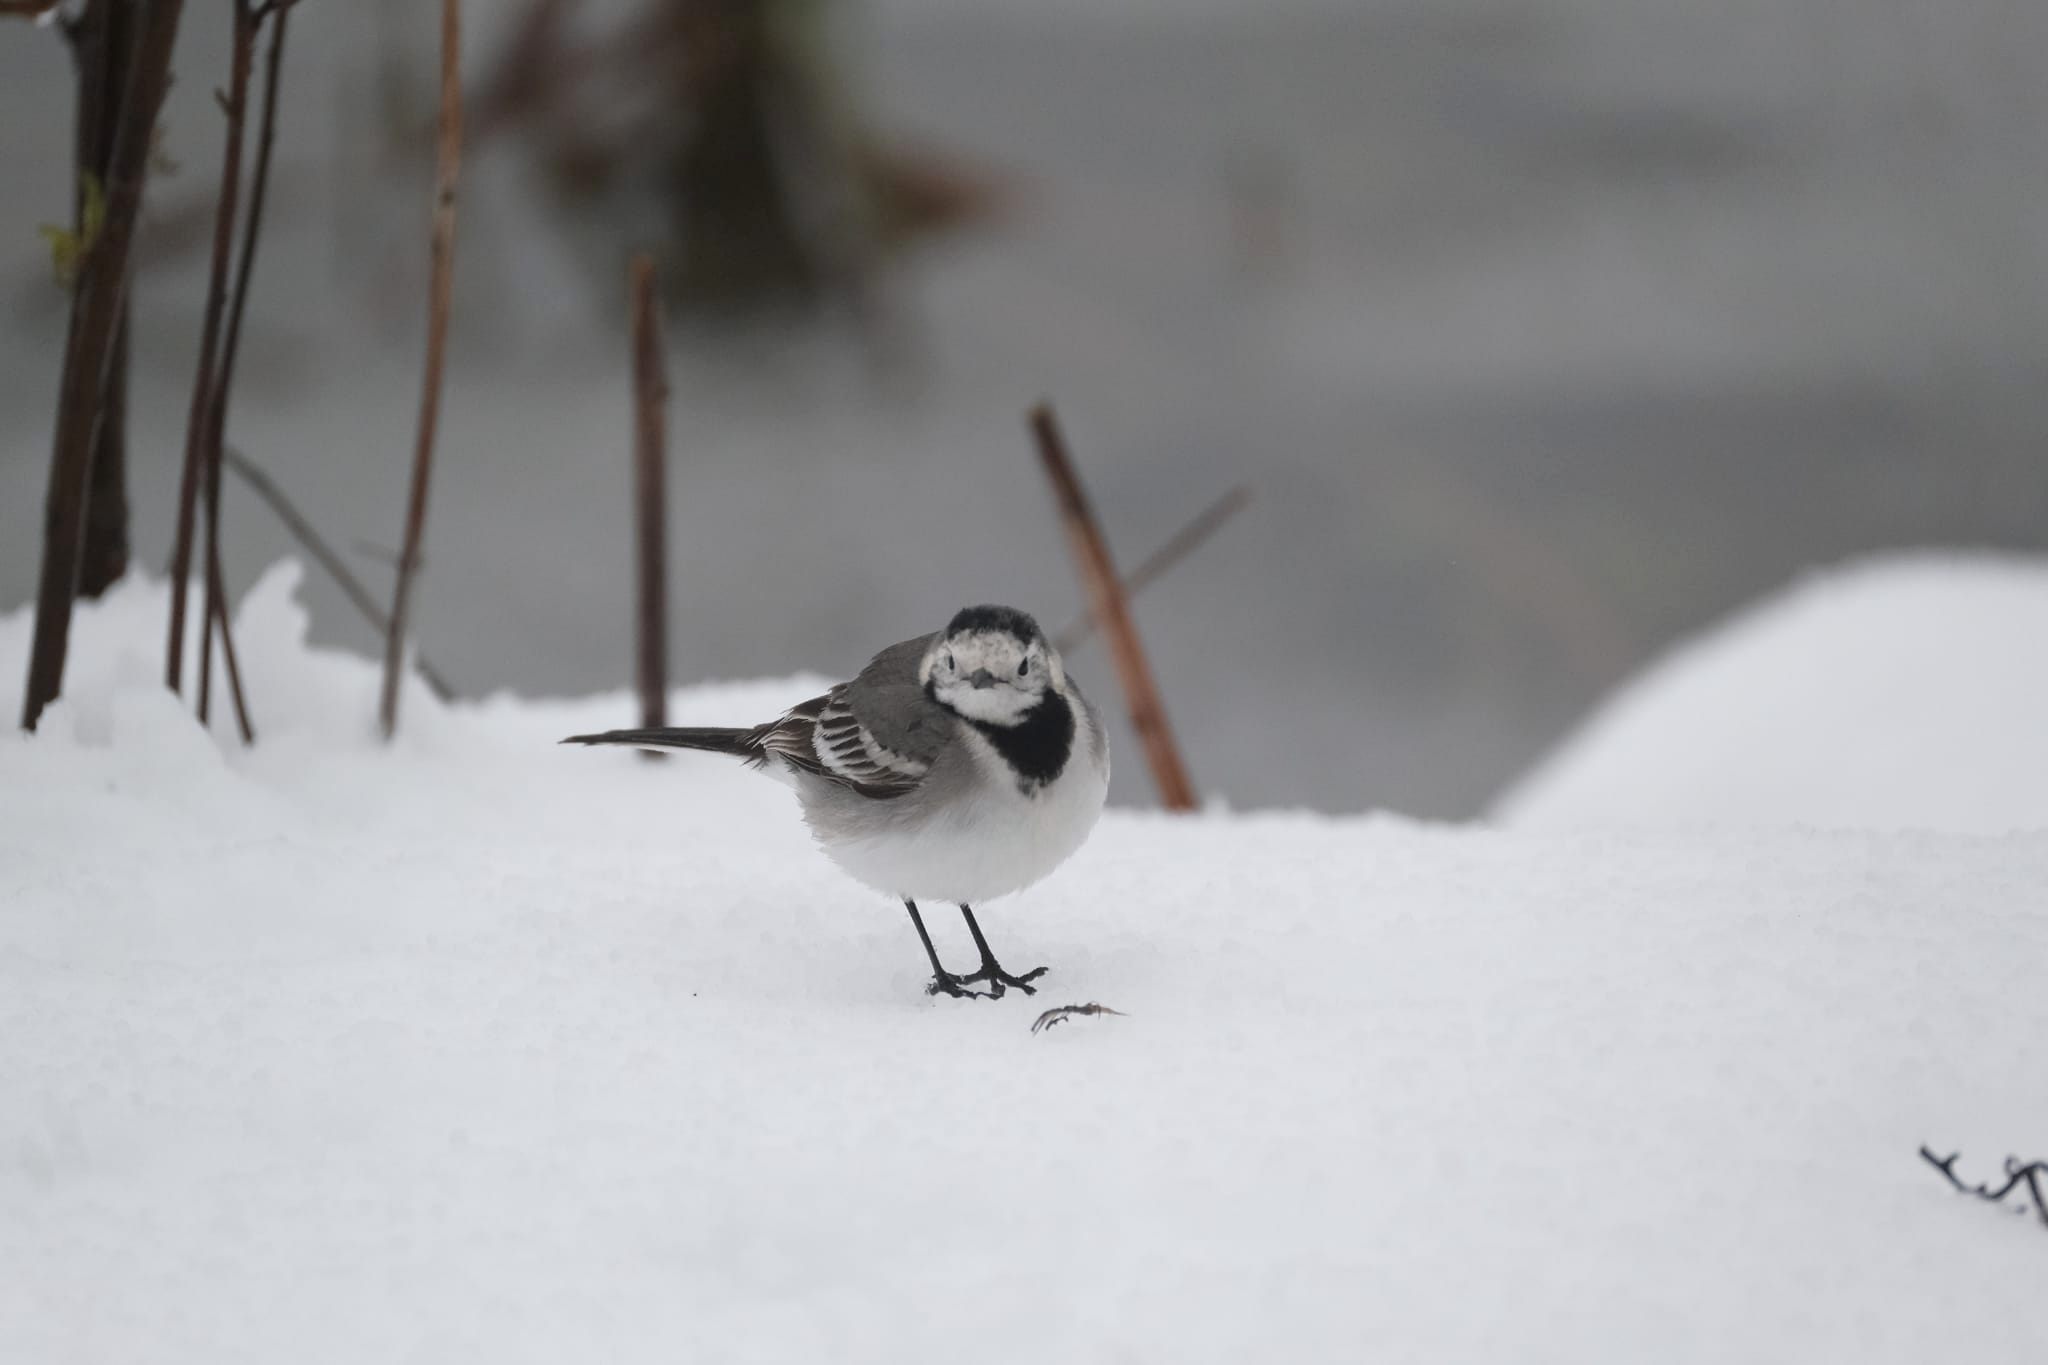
[[811, 727, 1109, 905]]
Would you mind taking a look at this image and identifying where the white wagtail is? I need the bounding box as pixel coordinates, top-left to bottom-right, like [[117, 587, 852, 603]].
[[563, 606, 1110, 998]]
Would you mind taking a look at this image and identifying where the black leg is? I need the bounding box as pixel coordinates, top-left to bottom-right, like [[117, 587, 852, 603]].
[[952, 904, 1049, 998], [905, 899, 986, 999]]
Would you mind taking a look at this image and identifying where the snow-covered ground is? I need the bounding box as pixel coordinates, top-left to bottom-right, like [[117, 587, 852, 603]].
[[5, 566, 2046, 1362], [1497, 552, 2048, 833]]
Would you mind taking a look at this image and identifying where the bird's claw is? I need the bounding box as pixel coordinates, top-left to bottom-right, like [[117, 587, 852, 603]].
[[925, 974, 995, 1000], [953, 964, 1049, 998]]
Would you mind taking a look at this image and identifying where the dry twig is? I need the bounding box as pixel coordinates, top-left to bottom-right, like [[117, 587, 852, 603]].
[[214, 0, 293, 407], [222, 447, 457, 702], [1920, 1148, 2048, 1228], [167, 0, 254, 697], [194, 0, 294, 740], [1050, 484, 1251, 654], [1030, 1002, 1127, 1035], [1029, 403, 1198, 811], [207, 553, 256, 744], [629, 252, 670, 754], [380, 0, 463, 740], [21, 0, 185, 732], [195, 3, 262, 729]]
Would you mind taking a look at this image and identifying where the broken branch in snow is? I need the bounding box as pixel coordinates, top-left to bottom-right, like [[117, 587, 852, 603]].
[[629, 251, 671, 755], [1030, 1002, 1127, 1035], [1030, 402, 1198, 811], [380, 0, 463, 741], [222, 446, 457, 702], [1050, 484, 1251, 655], [1919, 1147, 2048, 1228]]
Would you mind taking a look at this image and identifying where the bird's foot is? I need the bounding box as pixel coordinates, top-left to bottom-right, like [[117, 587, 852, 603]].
[[925, 973, 996, 1000], [952, 963, 1049, 999]]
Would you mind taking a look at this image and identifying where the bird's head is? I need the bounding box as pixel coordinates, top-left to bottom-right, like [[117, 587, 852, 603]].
[[920, 605, 1063, 726]]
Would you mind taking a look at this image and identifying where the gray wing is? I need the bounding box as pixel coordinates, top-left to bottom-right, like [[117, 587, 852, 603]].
[[752, 633, 952, 799]]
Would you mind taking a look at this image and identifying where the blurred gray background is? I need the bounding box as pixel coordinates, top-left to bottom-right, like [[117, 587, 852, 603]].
[[2, 0, 2045, 816]]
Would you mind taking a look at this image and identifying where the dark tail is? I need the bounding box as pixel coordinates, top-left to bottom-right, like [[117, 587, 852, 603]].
[[559, 725, 759, 758]]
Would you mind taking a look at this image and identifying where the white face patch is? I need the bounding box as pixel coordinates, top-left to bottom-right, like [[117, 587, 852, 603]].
[[922, 628, 1055, 728]]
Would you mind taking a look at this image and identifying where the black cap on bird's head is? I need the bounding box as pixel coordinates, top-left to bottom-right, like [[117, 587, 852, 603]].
[[945, 604, 1043, 644], [924, 604, 1062, 725]]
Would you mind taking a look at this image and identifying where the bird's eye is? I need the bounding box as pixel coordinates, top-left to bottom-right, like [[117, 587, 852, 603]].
[[944, 652, 956, 671], [1017, 658, 1031, 677]]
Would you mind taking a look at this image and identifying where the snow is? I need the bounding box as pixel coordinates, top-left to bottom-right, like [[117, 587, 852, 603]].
[[1496, 553, 2048, 834], [4, 564, 2047, 1363]]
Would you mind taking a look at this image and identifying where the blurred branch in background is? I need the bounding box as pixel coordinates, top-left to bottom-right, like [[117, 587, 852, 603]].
[[379, 0, 463, 741], [1050, 485, 1252, 655], [1031, 403, 1199, 813], [193, 0, 277, 740], [161, 0, 294, 741], [629, 252, 671, 755], [200, 0, 296, 737], [469, 0, 1003, 340], [224, 446, 458, 703], [166, 0, 254, 700]]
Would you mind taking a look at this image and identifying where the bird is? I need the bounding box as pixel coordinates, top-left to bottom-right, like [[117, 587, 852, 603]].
[[562, 605, 1110, 998]]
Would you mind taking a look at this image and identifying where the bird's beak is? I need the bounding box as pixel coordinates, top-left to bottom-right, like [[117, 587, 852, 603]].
[[968, 668, 997, 690]]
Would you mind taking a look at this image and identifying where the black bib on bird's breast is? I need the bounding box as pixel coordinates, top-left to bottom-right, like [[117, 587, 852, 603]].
[[972, 692, 1074, 788]]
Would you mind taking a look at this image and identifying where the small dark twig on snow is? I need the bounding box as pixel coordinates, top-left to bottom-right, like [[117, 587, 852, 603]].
[[1030, 1002, 1127, 1035], [1920, 1147, 2048, 1228]]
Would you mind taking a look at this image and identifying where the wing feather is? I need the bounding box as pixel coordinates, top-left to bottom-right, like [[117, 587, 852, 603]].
[[753, 685, 930, 799]]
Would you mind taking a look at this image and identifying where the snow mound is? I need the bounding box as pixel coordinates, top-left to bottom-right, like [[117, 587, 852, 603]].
[[5, 565, 2047, 1362], [1495, 553, 2048, 833]]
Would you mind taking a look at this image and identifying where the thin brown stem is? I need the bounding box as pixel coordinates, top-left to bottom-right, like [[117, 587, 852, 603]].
[[194, 0, 292, 737], [215, 0, 291, 396], [380, 0, 463, 741], [206, 542, 256, 745], [1050, 485, 1251, 654], [169, 0, 255, 696], [222, 446, 457, 702], [22, 0, 186, 732], [629, 252, 672, 755], [1029, 403, 1198, 811], [197, 474, 218, 720]]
